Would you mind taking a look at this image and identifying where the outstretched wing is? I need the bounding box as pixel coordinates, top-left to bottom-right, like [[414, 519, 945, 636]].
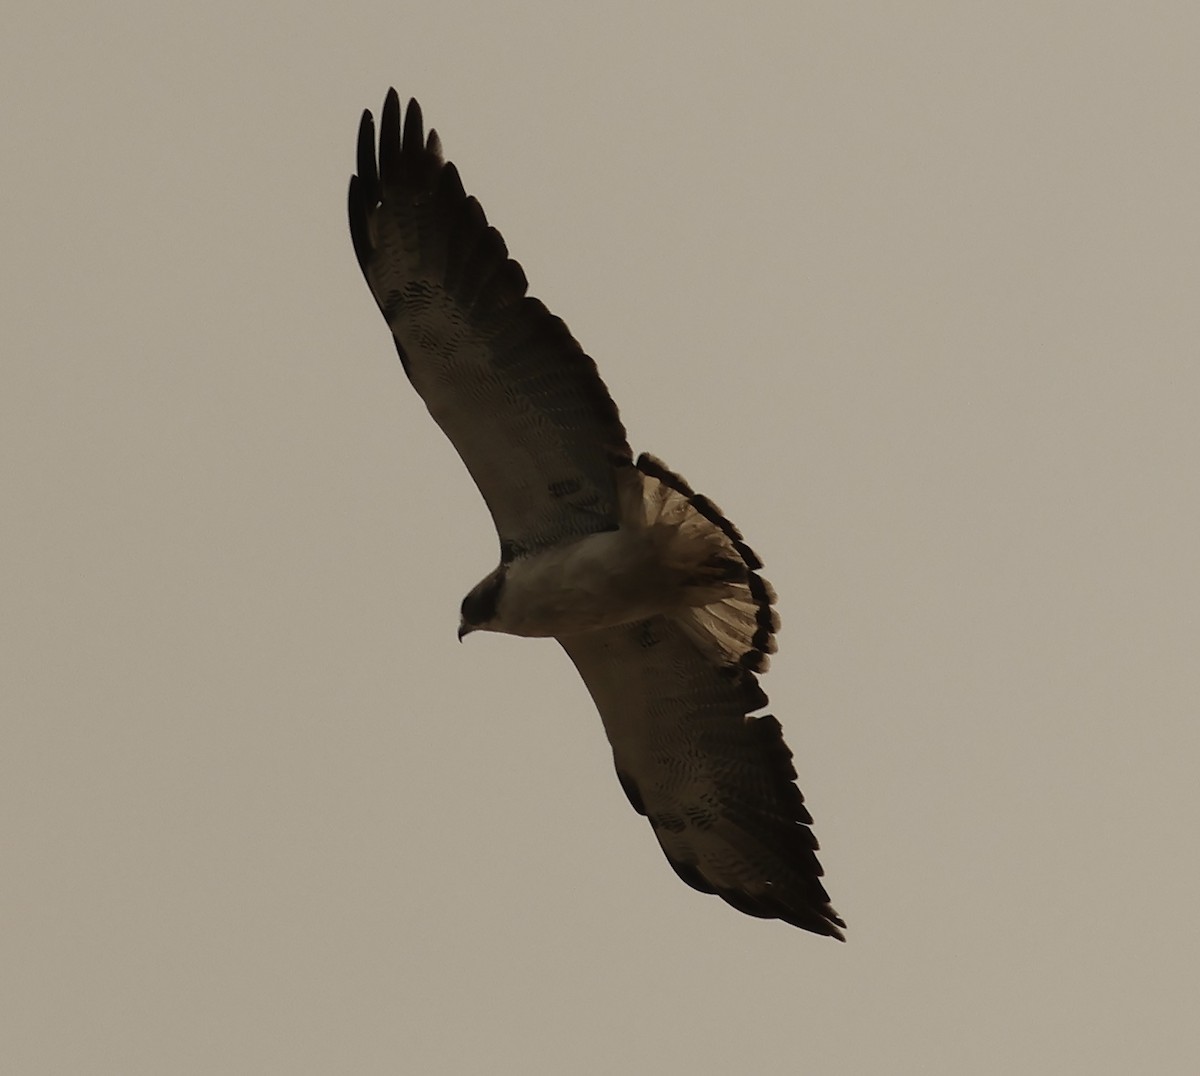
[[348, 90, 633, 557], [559, 617, 845, 938]]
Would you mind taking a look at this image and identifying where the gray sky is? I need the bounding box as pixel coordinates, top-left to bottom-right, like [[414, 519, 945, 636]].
[[5, 3, 1198, 1072]]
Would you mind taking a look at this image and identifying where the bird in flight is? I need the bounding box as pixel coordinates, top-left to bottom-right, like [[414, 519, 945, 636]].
[[348, 90, 845, 938]]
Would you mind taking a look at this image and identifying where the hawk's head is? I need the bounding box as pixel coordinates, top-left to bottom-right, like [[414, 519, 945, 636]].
[[458, 566, 507, 640]]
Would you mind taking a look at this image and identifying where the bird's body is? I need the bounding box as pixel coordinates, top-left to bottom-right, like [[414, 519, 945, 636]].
[[466, 461, 761, 639], [348, 90, 845, 938], [484, 527, 706, 639]]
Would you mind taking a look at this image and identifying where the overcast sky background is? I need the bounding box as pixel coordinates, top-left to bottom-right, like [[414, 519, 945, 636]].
[[4, 3, 1198, 1073]]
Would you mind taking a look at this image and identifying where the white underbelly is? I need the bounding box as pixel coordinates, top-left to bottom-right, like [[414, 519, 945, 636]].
[[497, 529, 673, 638]]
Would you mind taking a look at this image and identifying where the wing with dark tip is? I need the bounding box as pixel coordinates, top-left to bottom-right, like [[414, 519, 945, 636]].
[[559, 617, 846, 939], [349, 90, 633, 556]]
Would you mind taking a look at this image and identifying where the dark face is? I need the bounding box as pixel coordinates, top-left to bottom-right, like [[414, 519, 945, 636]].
[[458, 567, 506, 637]]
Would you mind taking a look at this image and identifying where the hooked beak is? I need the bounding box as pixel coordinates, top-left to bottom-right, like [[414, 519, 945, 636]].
[[457, 622, 474, 642]]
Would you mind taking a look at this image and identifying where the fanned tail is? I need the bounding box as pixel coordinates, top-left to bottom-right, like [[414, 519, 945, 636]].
[[623, 453, 779, 673]]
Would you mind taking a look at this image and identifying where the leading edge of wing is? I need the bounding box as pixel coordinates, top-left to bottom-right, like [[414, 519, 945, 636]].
[[560, 617, 846, 939], [348, 90, 634, 558]]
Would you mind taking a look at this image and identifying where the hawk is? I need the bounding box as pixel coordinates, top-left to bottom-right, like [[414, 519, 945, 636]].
[[348, 90, 844, 938]]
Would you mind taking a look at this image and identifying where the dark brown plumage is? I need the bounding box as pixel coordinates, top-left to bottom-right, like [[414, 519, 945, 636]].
[[349, 90, 844, 938]]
